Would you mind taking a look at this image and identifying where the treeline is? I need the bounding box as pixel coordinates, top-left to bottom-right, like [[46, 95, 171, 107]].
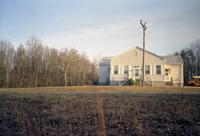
[[178, 40, 200, 85], [0, 37, 98, 88]]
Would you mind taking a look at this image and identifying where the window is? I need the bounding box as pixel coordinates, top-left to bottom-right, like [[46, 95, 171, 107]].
[[114, 65, 118, 74], [124, 65, 129, 74], [165, 69, 169, 76], [145, 65, 150, 75], [156, 65, 161, 74], [135, 69, 139, 77]]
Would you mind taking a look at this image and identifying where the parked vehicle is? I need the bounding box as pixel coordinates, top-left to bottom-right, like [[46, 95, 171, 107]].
[[188, 76, 200, 86]]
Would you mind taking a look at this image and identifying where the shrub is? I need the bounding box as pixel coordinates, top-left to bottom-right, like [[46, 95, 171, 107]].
[[135, 79, 140, 86], [128, 79, 134, 86]]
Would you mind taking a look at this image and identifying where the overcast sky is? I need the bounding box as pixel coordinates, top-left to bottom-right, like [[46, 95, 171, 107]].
[[0, 0, 200, 60]]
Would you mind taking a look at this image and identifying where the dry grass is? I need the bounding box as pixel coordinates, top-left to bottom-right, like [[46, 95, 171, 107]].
[[0, 86, 199, 94]]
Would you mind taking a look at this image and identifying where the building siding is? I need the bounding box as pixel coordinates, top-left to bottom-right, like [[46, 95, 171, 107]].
[[98, 47, 184, 86]]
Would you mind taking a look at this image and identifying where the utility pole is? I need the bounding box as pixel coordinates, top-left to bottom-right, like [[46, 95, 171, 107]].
[[140, 20, 147, 86]]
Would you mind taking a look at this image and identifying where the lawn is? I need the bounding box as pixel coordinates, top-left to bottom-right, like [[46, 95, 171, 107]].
[[0, 90, 200, 136], [0, 86, 200, 94]]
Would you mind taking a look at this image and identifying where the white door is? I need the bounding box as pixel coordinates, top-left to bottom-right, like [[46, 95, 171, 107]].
[[131, 66, 140, 80]]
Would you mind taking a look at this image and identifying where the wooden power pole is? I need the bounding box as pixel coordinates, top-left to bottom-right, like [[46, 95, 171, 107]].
[[140, 20, 147, 87]]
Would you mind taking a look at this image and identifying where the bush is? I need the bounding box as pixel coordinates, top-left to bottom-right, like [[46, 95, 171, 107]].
[[128, 79, 134, 86], [135, 79, 140, 86]]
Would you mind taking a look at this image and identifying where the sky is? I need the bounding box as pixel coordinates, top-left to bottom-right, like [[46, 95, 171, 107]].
[[0, 0, 200, 60]]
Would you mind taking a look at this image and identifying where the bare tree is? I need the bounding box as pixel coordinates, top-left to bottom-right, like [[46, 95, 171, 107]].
[[0, 37, 98, 88], [14, 44, 26, 87], [179, 39, 200, 85], [0, 41, 15, 87]]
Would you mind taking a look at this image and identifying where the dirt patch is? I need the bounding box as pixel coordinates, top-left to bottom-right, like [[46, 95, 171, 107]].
[[96, 94, 106, 136]]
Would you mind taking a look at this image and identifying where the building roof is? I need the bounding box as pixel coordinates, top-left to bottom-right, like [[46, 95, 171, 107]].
[[136, 46, 183, 64], [99, 57, 112, 66], [99, 47, 183, 65], [136, 46, 163, 60], [101, 57, 112, 61], [162, 55, 183, 64]]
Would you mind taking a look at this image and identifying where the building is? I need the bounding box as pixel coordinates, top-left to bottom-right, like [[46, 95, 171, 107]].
[[98, 47, 184, 86]]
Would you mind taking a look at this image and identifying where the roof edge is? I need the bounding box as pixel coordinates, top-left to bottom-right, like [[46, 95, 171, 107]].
[[136, 46, 163, 60]]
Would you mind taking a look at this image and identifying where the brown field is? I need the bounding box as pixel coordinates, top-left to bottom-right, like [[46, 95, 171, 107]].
[[0, 86, 200, 136], [0, 86, 200, 94]]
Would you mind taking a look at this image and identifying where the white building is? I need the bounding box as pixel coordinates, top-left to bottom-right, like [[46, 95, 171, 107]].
[[98, 47, 184, 86]]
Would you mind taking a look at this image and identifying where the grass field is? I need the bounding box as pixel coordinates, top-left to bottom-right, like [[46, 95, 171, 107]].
[[0, 86, 200, 94], [0, 86, 200, 136]]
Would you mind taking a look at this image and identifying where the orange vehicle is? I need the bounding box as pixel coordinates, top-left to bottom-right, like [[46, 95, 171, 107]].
[[188, 76, 200, 86]]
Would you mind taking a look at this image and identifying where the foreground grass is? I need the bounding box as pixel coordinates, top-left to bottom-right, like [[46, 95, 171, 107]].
[[0, 93, 200, 136]]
